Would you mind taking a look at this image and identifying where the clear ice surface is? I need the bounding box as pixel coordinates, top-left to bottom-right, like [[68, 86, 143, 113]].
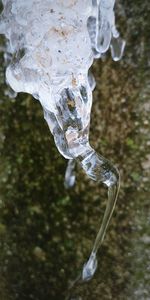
[[0, 0, 124, 281]]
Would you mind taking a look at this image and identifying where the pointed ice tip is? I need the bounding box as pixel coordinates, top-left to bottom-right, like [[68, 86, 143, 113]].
[[82, 253, 98, 281], [110, 37, 126, 62], [64, 175, 75, 189]]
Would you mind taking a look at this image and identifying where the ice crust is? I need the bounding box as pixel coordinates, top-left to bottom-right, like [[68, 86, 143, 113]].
[[0, 1, 125, 149]]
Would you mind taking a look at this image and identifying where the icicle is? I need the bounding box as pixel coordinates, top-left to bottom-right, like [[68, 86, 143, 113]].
[[0, 0, 125, 281]]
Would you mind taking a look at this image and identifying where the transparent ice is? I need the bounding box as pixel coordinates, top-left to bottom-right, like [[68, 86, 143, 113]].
[[0, 0, 125, 281]]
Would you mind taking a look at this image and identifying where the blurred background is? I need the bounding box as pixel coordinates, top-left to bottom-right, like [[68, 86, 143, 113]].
[[0, 0, 149, 299]]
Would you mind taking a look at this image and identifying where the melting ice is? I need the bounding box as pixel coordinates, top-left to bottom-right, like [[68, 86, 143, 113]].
[[0, 0, 125, 281]]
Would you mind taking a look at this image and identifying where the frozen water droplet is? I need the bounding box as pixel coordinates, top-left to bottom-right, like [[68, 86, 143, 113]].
[[82, 252, 98, 281], [110, 36, 126, 61], [64, 159, 76, 189]]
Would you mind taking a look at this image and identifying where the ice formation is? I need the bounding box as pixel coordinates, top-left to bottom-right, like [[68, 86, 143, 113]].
[[0, 0, 125, 281]]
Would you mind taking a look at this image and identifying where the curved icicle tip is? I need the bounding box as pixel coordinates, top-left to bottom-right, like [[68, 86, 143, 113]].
[[76, 151, 120, 281]]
